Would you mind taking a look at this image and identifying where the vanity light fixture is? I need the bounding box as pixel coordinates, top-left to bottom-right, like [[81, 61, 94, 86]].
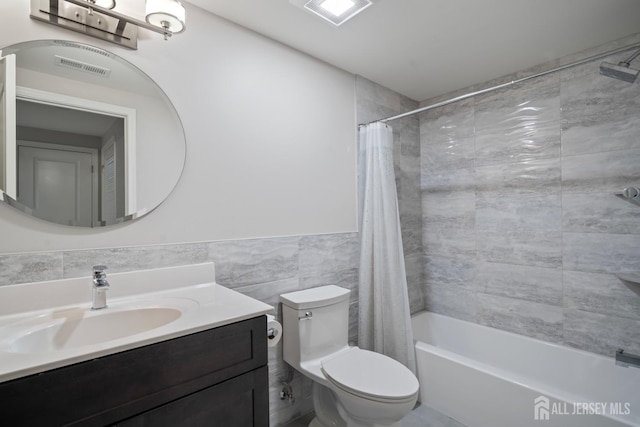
[[29, 0, 187, 50], [90, 0, 116, 9], [304, 0, 372, 26]]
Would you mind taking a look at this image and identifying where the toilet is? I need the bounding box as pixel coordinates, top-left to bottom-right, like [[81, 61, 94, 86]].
[[280, 285, 419, 427]]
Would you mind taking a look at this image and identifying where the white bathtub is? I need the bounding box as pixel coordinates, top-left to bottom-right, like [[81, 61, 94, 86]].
[[412, 311, 640, 427]]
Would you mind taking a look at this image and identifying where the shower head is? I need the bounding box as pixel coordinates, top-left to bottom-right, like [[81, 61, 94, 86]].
[[599, 61, 639, 83], [599, 48, 640, 83]]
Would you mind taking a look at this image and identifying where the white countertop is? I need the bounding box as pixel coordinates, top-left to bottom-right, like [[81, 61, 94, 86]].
[[0, 263, 273, 383]]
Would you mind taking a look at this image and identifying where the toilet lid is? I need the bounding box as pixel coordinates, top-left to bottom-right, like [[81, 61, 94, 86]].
[[321, 348, 419, 401]]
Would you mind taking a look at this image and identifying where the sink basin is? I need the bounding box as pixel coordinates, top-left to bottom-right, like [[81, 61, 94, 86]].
[[4, 306, 182, 353]]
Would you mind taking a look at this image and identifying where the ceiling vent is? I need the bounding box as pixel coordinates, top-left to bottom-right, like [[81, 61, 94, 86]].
[[54, 55, 112, 78], [291, 0, 373, 26]]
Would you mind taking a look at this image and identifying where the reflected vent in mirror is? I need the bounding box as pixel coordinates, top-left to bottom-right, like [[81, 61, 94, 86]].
[[54, 55, 111, 78], [52, 40, 112, 58]]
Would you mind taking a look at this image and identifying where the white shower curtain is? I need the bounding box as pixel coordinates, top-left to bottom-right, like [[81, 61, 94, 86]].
[[358, 122, 416, 374]]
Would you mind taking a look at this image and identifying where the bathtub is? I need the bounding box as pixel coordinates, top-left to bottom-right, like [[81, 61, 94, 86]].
[[411, 311, 640, 427]]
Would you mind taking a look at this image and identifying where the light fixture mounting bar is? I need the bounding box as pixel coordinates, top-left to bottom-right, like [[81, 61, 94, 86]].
[[30, 0, 176, 50]]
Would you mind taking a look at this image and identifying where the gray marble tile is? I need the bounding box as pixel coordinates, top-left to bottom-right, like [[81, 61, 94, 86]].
[[269, 370, 314, 427], [424, 283, 476, 322], [476, 262, 562, 306], [475, 118, 561, 167], [563, 270, 640, 321], [356, 76, 418, 122], [299, 268, 359, 302], [420, 166, 476, 193], [422, 192, 476, 230], [62, 243, 209, 278], [424, 255, 476, 290], [0, 252, 63, 286], [349, 300, 359, 345], [399, 118, 421, 158], [475, 76, 560, 132], [562, 192, 640, 234], [298, 233, 359, 279], [399, 152, 421, 198], [564, 309, 640, 356], [209, 237, 299, 288], [476, 293, 563, 343], [560, 57, 640, 123], [475, 157, 561, 197], [474, 79, 561, 166], [563, 232, 640, 274], [405, 253, 426, 314], [562, 148, 640, 194], [399, 197, 423, 257], [476, 231, 562, 268], [420, 98, 475, 140], [476, 194, 561, 231], [423, 226, 476, 258], [233, 277, 299, 311], [421, 135, 475, 172], [562, 113, 640, 157]]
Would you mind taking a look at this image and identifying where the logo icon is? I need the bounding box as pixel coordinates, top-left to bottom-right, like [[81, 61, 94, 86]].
[[534, 395, 550, 421]]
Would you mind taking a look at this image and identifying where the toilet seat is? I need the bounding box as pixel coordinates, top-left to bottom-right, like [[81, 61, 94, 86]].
[[321, 348, 419, 403]]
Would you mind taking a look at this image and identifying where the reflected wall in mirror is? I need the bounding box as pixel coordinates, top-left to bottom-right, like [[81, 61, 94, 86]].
[[0, 40, 186, 227]]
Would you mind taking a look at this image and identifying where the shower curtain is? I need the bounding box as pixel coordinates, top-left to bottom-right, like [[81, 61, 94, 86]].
[[358, 122, 416, 374]]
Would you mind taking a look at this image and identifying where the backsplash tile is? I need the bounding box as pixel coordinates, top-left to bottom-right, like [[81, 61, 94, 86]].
[[0, 252, 63, 286], [62, 243, 209, 278], [208, 237, 299, 288], [298, 233, 359, 279]]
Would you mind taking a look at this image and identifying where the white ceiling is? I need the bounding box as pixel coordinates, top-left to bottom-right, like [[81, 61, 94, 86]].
[[185, 0, 640, 101]]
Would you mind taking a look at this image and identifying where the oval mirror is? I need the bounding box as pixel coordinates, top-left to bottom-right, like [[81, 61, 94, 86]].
[[0, 40, 185, 227]]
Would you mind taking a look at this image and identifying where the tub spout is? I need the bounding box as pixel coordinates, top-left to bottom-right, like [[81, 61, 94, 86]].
[[615, 349, 640, 369]]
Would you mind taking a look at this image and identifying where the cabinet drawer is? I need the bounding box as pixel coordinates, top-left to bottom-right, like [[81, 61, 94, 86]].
[[0, 316, 267, 426], [116, 365, 268, 427]]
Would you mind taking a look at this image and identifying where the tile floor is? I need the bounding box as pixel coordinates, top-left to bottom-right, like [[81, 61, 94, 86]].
[[282, 404, 467, 427]]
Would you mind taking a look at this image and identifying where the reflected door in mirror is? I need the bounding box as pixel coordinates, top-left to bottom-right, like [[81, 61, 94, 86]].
[[18, 142, 97, 226]]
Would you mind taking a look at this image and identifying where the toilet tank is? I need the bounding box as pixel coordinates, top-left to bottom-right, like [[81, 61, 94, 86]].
[[280, 285, 350, 369]]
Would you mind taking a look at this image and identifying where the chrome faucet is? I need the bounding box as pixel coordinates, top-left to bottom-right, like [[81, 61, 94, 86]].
[[91, 265, 110, 310]]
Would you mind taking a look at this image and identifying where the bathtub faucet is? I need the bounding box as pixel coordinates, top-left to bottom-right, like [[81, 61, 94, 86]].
[[615, 349, 640, 369]]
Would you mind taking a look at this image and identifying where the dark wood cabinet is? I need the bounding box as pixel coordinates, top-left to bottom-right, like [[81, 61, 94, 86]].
[[0, 316, 268, 427]]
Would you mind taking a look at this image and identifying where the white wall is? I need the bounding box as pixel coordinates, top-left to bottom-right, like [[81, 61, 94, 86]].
[[0, 1, 357, 253]]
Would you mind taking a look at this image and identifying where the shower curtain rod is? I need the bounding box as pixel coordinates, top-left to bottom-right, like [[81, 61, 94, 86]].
[[359, 41, 640, 126]]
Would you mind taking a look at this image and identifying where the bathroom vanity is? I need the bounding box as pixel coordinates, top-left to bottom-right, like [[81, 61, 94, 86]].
[[0, 263, 272, 426]]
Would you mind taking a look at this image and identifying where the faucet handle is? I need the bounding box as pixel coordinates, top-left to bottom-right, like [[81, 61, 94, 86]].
[[92, 265, 108, 274]]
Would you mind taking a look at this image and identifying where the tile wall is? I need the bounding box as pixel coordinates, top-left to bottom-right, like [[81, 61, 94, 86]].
[[420, 47, 640, 356], [355, 76, 425, 314]]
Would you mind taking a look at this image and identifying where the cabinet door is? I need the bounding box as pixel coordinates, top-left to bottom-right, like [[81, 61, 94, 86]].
[[117, 366, 269, 427]]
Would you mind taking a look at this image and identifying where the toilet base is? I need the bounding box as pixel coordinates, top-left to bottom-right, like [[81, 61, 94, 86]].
[[309, 382, 405, 427]]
